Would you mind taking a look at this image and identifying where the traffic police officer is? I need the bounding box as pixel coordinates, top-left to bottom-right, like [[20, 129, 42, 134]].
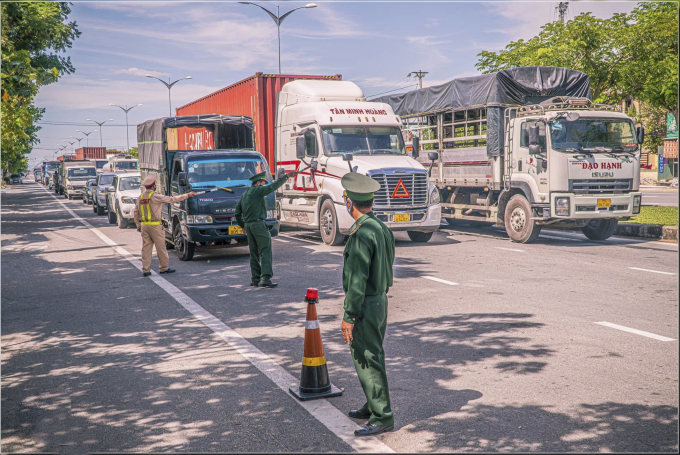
[[235, 170, 298, 288], [340, 172, 396, 437], [134, 175, 197, 277]]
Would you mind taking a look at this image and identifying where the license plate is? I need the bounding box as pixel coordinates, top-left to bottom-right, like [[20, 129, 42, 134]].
[[229, 225, 244, 235], [597, 199, 611, 208], [394, 213, 410, 223]]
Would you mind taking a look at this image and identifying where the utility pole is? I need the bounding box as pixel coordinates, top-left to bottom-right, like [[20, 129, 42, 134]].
[[556, 2, 569, 23], [408, 70, 429, 89]]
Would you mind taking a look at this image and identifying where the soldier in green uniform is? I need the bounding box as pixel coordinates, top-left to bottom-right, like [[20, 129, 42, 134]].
[[340, 173, 396, 437], [235, 170, 299, 288]]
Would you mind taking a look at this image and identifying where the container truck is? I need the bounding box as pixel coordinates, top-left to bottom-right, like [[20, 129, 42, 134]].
[[138, 114, 274, 261], [178, 75, 442, 245], [103, 154, 139, 173], [377, 66, 643, 243], [75, 147, 107, 160], [58, 160, 97, 199]]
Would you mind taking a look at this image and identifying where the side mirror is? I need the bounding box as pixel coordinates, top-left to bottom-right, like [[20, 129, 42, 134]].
[[296, 136, 305, 159], [305, 131, 319, 158], [106, 186, 115, 192], [276, 167, 286, 180], [565, 112, 580, 122], [529, 144, 541, 155], [178, 171, 187, 187], [636, 125, 645, 144], [411, 136, 420, 159], [343, 153, 354, 172], [528, 124, 541, 155], [428, 151, 439, 161]]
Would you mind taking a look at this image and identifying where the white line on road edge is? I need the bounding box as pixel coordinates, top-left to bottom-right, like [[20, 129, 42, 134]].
[[495, 247, 525, 252], [594, 322, 676, 342], [273, 238, 289, 243], [422, 276, 459, 286], [40, 186, 393, 453], [539, 234, 580, 242], [628, 267, 677, 276]]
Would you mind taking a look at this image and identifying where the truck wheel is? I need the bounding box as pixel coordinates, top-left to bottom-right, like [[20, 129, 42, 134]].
[[117, 207, 128, 229], [407, 231, 434, 242], [108, 206, 117, 225], [581, 219, 618, 241], [504, 194, 542, 243], [96, 202, 105, 216], [93, 202, 97, 213], [319, 199, 346, 246], [173, 223, 195, 261]]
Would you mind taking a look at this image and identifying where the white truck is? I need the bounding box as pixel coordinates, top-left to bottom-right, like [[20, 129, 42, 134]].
[[377, 66, 644, 243], [103, 155, 139, 173], [274, 80, 442, 245]]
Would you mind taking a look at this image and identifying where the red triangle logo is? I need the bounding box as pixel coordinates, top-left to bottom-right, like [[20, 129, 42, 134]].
[[391, 179, 411, 198]]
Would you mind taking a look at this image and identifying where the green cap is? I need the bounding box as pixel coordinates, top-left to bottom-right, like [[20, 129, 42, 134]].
[[249, 172, 267, 183], [341, 172, 380, 202]]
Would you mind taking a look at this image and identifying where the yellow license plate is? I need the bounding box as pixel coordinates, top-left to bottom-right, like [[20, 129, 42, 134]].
[[597, 199, 611, 208], [394, 213, 410, 222], [229, 225, 245, 235]]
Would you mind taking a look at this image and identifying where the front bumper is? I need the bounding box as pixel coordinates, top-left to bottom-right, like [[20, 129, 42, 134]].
[[186, 220, 279, 243], [371, 204, 441, 233], [550, 192, 641, 219]]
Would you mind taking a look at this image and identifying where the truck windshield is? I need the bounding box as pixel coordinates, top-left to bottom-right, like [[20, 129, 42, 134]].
[[187, 157, 268, 188], [321, 126, 406, 155], [67, 168, 97, 179], [46, 164, 58, 171], [115, 161, 138, 170], [98, 175, 114, 186], [93, 160, 107, 169], [119, 177, 141, 191], [550, 118, 638, 152]]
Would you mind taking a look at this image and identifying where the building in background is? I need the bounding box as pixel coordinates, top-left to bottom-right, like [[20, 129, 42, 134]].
[[659, 113, 678, 181]]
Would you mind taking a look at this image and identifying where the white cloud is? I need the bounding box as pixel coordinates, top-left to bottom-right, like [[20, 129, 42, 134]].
[[112, 68, 170, 78]]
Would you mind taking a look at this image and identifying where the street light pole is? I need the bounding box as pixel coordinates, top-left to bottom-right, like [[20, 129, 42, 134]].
[[239, 2, 317, 74], [63, 140, 76, 154], [145, 75, 192, 117], [109, 104, 143, 152], [87, 119, 114, 147], [71, 136, 84, 149], [76, 130, 97, 147]]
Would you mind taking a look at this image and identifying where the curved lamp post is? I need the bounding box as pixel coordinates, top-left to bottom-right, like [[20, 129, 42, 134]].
[[76, 129, 97, 147], [239, 2, 317, 74], [109, 104, 143, 152], [86, 119, 114, 147], [145, 75, 192, 117]]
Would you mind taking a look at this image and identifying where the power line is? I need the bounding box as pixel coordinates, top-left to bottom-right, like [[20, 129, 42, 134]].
[[367, 83, 419, 99], [407, 70, 429, 89]]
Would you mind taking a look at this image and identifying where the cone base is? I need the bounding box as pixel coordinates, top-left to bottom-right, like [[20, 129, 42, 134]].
[[289, 384, 343, 401]]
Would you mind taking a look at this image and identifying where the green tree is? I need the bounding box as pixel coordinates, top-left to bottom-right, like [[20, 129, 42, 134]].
[[1, 2, 80, 174], [127, 146, 139, 158]]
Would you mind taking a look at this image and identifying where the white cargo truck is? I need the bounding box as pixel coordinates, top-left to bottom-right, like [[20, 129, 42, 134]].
[[275, 80, 442, 245], [377, 66, 644, 243]]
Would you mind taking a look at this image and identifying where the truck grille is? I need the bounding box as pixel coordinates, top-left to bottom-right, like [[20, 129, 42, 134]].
[[569, 179, 632, 194], [370, 172, 428, 208]]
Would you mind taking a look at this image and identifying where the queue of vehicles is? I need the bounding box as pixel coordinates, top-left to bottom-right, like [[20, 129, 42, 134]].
[[33, 66, 643, 263]]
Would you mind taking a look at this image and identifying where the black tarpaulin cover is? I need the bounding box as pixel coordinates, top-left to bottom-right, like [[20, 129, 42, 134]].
[[375, 66, 591, 156], [138, 114, 254, 171]]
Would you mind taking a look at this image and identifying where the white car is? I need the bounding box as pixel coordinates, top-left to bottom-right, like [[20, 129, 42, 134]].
[[106, 172, 141, 229]]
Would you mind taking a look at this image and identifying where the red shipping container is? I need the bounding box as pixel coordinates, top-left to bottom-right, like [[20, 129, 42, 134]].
[[175, 72, 341, 172], [75, 147, 107, 160]]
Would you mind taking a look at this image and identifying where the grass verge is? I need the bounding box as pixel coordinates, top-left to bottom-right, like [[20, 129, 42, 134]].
[[626, 206, 678, 226]]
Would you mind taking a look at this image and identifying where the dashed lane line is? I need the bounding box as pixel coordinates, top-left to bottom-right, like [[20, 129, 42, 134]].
[[594, 322, 676, 342], [38, 185, 393, 453], [422, 276, 459, 286], [628, 267, 677, 276]]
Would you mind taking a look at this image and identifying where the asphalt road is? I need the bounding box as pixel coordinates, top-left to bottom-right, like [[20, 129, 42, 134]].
[[2, 181, 678, 453], [641, 187, 679, 207]]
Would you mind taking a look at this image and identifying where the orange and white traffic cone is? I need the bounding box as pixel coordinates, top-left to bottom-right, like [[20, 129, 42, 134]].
[[289, 288, 343, 401]]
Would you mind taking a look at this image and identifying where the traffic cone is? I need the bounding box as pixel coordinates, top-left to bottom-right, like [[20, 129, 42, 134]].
[[289, 288, 343, 401]]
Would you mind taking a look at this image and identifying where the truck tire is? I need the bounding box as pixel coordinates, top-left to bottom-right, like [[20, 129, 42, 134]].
[[581, 219, 618, 241], [82, 196, 87, 204], [93, 202, 97, 213], [108, 206, 117, 225], [319, 199, 345, 246], [173, 222, 194, 261], [96, 202, 105, 216], [408, 231, 434, 242], [504, 194, 542, 243], [117, 206, 128, 229]]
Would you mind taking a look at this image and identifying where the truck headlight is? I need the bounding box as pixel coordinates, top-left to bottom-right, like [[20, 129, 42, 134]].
[[555, 197, 570, 216], [267, 210, 277, 220], [429, 184, 440, 204], [121, 196, 136, 204], [187, 215, 213, 224], [67, 185, 74, 190], [633, 195, 641, 215]]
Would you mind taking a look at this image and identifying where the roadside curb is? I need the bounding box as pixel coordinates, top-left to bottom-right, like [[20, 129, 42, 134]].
[[616, 223, 678, 243]]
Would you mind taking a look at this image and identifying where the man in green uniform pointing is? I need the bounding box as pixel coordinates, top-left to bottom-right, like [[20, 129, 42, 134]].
[[340, 172, 396, 437], [235, 170, 299, 288]]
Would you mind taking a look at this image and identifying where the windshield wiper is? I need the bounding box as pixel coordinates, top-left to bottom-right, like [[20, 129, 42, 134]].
[[372, 149, 398, 154]]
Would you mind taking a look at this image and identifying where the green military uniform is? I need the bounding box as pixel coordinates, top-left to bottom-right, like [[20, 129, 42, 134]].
[[342, 174, 396, 427], [234, 172, 290, 285]]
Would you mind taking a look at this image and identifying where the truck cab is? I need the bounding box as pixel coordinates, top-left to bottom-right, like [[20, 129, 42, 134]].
[[275, 80, 442, 245], [60, 162, 97, 199]]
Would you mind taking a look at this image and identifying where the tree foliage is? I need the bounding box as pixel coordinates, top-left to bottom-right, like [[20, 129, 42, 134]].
[[1, 2, 80, 174], [475, 2, 678, 119]]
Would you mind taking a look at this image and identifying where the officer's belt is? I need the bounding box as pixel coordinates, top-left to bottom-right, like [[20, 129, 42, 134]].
[[245, 219, 265, 224], [142, 221, 162, 225]]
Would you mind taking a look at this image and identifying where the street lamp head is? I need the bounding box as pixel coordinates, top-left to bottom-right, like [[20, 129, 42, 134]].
[[305, 3, 317, 8], [185, 76, 193, 79], [108, 103, 115, 106], [239, 1, 250, 4], [137, 104, 143, 106], [145, 74, 153, 78]]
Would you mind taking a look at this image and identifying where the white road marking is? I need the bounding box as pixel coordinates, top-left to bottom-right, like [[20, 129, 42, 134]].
[[330, 252, 344, 256], [539, 234, 580, 242], [273, 238, 289, 243], [39, 186, 393, 453], [495, 247, 525, 252], [594, 322, 676, 342], [628, 267, 676, 276], [422, 276, 459, 286], [279, 233, 323, 245]]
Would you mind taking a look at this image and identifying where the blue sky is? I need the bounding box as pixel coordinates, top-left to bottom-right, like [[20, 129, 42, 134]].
[[29, 0, 637, 167]]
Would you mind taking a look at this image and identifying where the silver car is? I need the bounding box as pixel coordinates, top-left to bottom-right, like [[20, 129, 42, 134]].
[[93, 172, 117, 216]]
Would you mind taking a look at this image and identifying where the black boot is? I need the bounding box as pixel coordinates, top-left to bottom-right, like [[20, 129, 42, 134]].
[[354, 423, 394, 436], [259, 279, 278, 288], [348, 409, 371, 419], [160, 268, 176, 274]]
